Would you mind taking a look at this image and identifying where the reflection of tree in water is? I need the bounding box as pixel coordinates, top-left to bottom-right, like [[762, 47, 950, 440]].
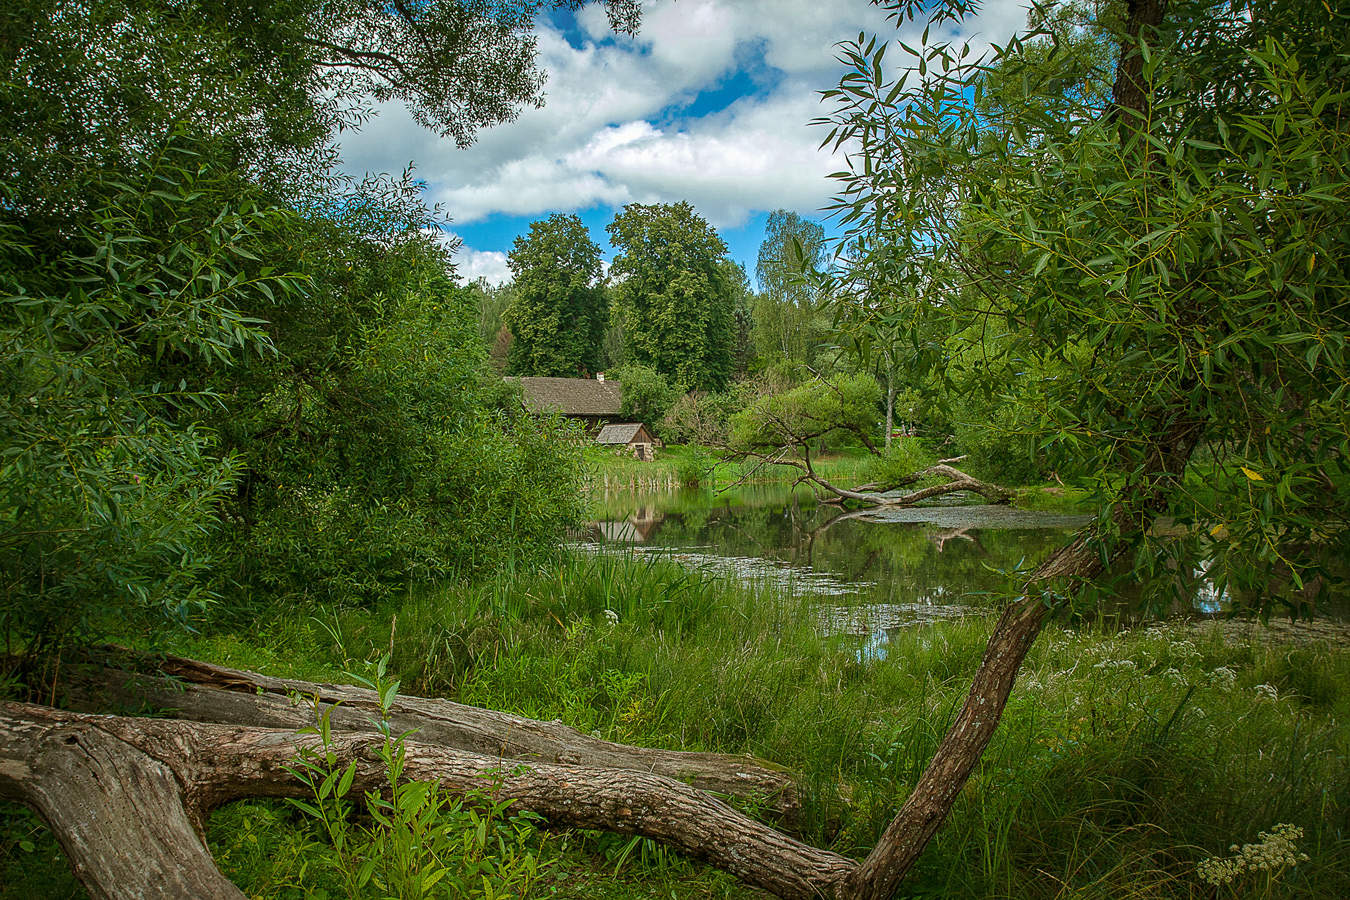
[[589, 488, 1350, 623], [589, 486, 1077, 612]]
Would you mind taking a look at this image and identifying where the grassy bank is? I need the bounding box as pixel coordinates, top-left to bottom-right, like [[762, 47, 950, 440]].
[[586, 444, 878, 492], [4, 552, 1347, 898], [586, 443, 1093, 516]]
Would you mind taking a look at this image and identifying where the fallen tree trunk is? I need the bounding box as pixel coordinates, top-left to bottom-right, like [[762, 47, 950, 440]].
[[733, 448, 1011, 508], [57, 650, 798, 817], [820, 463, 1013, 507], [0, 701, 855, 900]]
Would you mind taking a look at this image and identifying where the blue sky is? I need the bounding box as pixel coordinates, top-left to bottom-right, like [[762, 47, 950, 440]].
[[337, 0, 1031, 286]]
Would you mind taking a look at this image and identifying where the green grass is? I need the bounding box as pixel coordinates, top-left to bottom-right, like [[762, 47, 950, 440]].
[[587, 443, 879, 492], [4, 551, 1347, 899]]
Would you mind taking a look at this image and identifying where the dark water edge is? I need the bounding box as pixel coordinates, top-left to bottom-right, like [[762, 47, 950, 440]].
[[579, 484, 1348, 654]]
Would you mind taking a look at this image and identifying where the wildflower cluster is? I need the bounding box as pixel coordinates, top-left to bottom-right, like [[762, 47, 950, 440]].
[[1197, 823, 1310, 886], [1205, 665, 1238, 690]]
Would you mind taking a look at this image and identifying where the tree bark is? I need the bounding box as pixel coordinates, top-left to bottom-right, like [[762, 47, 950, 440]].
[[842, 416, 1204, 898], [0, 702, 247, 900], [59, 650, 799, 818], [841, 541, 1087, 898], [0, 700, 855, 900], [1110, 0, 1169, 128], [820, 463, 1012, 507]]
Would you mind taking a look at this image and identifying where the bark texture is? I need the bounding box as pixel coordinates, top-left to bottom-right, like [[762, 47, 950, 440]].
[[0, 701, 854, 900], [843, 417, 1204, 898], [1110, 0, 1170, 125], [0, 703, 247, 900], [60, 651, 798, 817]]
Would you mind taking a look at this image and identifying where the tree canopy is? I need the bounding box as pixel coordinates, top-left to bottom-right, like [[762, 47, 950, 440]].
[[504, 214, 607, 377], [1, 0, 637, 660], [752, 210, 831, 374], [821, 0, 1350, 618], [607, 202, 737, 392]]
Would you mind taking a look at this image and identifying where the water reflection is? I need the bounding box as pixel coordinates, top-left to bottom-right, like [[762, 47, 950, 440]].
[[582, 484, 1347, 653], [583, 484, 1090, 631]]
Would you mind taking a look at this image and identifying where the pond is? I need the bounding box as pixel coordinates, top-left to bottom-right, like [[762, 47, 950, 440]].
[[581, 484, 1089, 638], [580, 483, 1348, 653]]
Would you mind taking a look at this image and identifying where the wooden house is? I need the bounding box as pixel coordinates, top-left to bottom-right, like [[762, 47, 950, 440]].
[[506, 376, 623, 432], [596, 423, 657, 460]]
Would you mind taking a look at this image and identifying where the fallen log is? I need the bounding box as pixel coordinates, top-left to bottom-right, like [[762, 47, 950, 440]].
[[56, 650, 797, 818], [730, 447, 1011, 509], [821, 463, 1013, 508], [0, 701, 855, 900]]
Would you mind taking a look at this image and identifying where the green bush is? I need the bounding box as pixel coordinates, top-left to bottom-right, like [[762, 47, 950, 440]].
[[208, 261, 586, 608], [614, 364, 679, 433]]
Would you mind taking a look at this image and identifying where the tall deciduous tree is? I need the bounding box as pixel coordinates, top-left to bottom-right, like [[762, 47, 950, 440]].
[[504, 214, 607, 376], [607, 202, 736, 392], [752, 209, 830, 373]]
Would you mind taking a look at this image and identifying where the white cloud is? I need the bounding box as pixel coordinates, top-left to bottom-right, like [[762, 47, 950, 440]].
[[339, 0, 1033, 230], [454, 246, 512, 286]]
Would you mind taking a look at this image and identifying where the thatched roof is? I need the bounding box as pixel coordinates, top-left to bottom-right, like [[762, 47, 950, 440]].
[[596, 423, 652, 445], [507, 376, 623, 417]]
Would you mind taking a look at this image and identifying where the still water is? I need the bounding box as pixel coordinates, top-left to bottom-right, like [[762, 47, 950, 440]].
[[581, 484, 1092, 634], [581, 484, 1348, 654]]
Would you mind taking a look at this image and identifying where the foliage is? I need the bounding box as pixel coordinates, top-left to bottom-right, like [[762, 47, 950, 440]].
[[0, 135, 296, 664], [208, 253, 587, 605], [659, 391, 739, 447], [722, 260, 758, 379], [505, 214, 607, 377], [819, 0, 1350, 616], [728, 373, 881, 456], [1, 0, 623, 656], [285, 654, 548, 898], [607, 202, 736, 392], [860, 439, 940, 489], [752, 209, 831, 372], [614, 364, 679, 434], [467, 278, 516, 353]]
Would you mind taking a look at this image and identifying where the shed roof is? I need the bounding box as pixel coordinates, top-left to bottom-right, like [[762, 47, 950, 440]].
[[507, 376, 623, 416], [596, 423, 650, 445]]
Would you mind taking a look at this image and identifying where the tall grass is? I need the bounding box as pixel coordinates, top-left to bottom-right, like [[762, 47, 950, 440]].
[[5, 551, 1346, 899]]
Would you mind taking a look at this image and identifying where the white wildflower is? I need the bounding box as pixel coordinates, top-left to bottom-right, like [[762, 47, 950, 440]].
[[1198, 824, 1310, 887], [1206, 666, 1238, 690], [1253, 683, 1279, 701], [603, 609, 619, 626], [1093, 658, 1137, 672]]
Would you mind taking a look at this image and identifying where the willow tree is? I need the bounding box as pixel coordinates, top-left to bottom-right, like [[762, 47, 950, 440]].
[[5, 1, 1348, 898], [812, 0, 1349, 892]]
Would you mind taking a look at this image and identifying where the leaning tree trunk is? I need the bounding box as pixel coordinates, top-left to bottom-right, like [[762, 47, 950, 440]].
[[841, 415, 1204, 898]]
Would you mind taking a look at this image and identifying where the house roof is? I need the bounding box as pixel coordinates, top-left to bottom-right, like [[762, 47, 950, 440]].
[[596, 423, 650, 444], [507, 377, 623, 416]]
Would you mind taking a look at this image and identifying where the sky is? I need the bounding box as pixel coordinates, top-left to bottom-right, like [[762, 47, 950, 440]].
[[337, 0, 1033, 287]]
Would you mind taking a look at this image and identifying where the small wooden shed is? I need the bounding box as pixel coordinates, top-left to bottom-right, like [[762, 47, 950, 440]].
[[596, 423, 657, 460]]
